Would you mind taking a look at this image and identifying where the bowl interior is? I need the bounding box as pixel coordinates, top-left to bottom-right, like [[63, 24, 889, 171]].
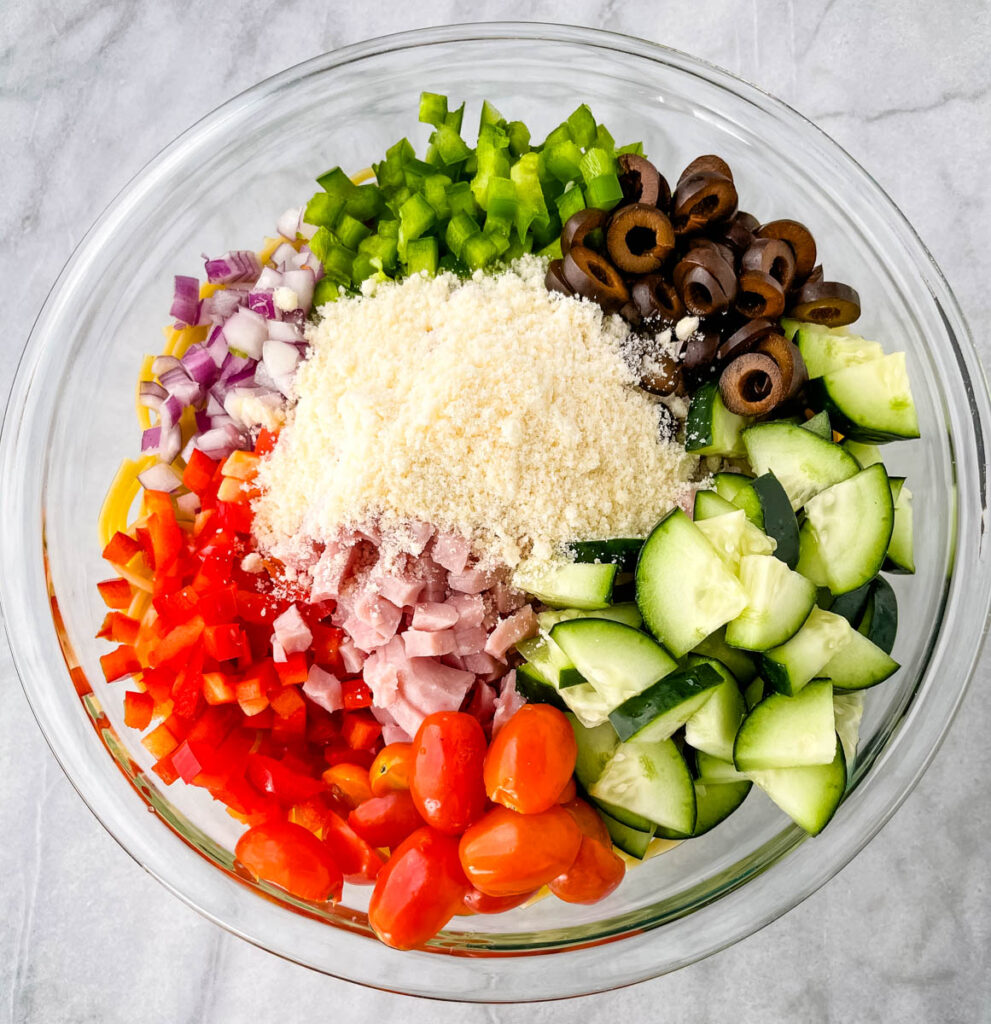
[[3, 25, 989, 1001]]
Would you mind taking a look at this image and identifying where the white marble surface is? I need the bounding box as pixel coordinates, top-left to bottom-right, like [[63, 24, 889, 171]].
[[3, 1, 991, 1021]]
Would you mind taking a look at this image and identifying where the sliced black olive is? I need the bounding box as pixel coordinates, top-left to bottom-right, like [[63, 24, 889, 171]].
[[562, 246, 630, 313], [720, 352, 785, 416], [632, 274, 684, 321], [736, 270, 787, 319], [545, 259, 573, 296], [640, 351, 684, 396], [716, 318, 779, 363], [805, 264, 824, 286], [756, 333, 808, 398], [673, 172, 738, 233], [617, 153, 671, 209], [741, 238, 797, 291], [713, 211, 756, 256], [734, 211, 760, 233], [683, 329, 720, 370], [679, 265, 734, 316], [674, 246, 738, 308], [678, 154, 734, 185], [562, 208, 609, 256], [756, 219, 817, 282], [685, 235, 736, 268], [619, 300, 643, 326], [788, 281, 861, 327], [605, 203, 676, 274]]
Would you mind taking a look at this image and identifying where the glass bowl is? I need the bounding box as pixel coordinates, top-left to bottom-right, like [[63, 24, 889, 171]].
[[2, 23, 989, 1003]]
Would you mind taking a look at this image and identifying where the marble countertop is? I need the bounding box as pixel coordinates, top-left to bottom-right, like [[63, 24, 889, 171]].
[[2, 1, 990, 1021]]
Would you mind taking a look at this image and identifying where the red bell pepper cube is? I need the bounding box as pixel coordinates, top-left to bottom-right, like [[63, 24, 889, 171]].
[[274, 651, 308, 687], [143, 489, 174, 518], [217, 500, 252, 536], [341, 709, 382, 749], [147, 510, 185, 572], [197, 585, 238, 624], [323, 745, 376, 770], [97, 578, 133, 610], [170, 740, 205, 784], [148, 615, 205, 669], [341, 678, 373, 711], [235, 591, 288, 626], [151, 754, 180, 785], [123, 690, 155, 731], [153, 585, 200, 626], [171, 644, 205, 719], [102, 530, 142, 566], [204, 623, 248, 662], [236, 672, 270, 716], [311, 624, 345, 673], [246, 753, 326, 806], [186, 704, 239, 750], [142, 721, 179, 760], [96, 613, 114, 639], [100, 644, 142, 683], [109, 613, 140, 646], [140, 666, 174, 704], [270, 706, 308, 745], [270, 685, 306, 719], [182, 448, 219, 495], [202, 671, 237, 705], [253, 426, 280, 457]]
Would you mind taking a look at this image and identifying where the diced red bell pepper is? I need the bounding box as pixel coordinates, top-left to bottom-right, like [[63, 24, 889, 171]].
[[236, 591, 288, 626], [142, 721, 178, 760], [182, 448, 219, 495], [123, 690, 155, 731], [97, 578, 133, 610], [270, 685, 305, 719], [270, 705, 308, 744], [341, 678, 373, 711], [311, 624, 345, 671], [217, 500, 252, 536], [152, 754, 180, 785], [140, 666, 174, 704], [204, 623, 248, 662], [143, 489, 175, 518], [102, 530, 143, 566], [323, 745, 376, 770], [274, 651, 308, 687], [108, 613, 140, 646], [171, 646, 205, 719], [148, 615, 205, 669], [321, 808, 384, 885], [193, 551, 235, 592], [203, 671, 237, 705], [100, 644, 142, 683], [186, 704, 239, 749], [148, 510, 184, 572], [341, 709, 382, 749], [246, 753, 326, 806], [171, 739, 205, 784], [197, 585, 238, 625], [153, 585, 200, 626], [253, 426, 280, 457]]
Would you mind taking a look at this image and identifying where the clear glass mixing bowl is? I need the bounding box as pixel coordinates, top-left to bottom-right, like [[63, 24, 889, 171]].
[[2, 23, 990, 1003]]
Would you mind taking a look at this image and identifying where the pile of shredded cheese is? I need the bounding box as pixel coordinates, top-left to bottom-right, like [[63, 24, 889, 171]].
[[253, 257, 697, 568]]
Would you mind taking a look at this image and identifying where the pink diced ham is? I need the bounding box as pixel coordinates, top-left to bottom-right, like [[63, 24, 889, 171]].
[[361, 636, 404, 707], [464, 652, 505, 680], [353, 591, 402, 641], [402, 657, 475, 715], [448, 567, 497, 594], [271, 637, 287, 663], [464, 680, 498, 726], [310, 542, 358, 602], [370, 705, 412, 745], [484, 605, 538, 660], [387, 697, 427, 741], [377, 574, 424, 610], [447, 592, 484, 628], [492, 671, 526, 736], [431, 532, 471, 574], [303, 665, 343, 714], [492, 581, 525, 616], [403, 628, 457, 659], [342, 616, 392, 653], [272, 603, 313, 654], [339, 639, 366, 675], [411, 602, 460, 631], [401, 520, 435, 556], [453, 625, 487, 656]]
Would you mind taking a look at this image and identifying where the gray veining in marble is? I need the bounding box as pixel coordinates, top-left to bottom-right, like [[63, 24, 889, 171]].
[[2, 1, 990, 1021]]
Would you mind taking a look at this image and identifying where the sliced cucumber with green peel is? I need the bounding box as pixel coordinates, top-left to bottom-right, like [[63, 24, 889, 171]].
[[515, 662, 568, 711], [695, 508, 776, 576], [885, 477, 915, 574], [801, 463, 894, 595], [693, 489, 738, 521], [568, 537, 644, 573], [557, 681, 612, 728], [743, 422, 859, 511], [808, 352, 919, 442], [796, 523, 829, 588], [834, 693, 865, 770], [826, 582, 872, 625], [608, 662, 723, 743], [516, 634, 585, 689], [683, 659, 746, 762], [600, 808, 655, 859], [589, 738, 697, 836], [568, 714, 619, 790], [655, 779, 752, 839], [635, 508, 748, 657], [694, 627, 758, 684], [593, 798, 655, 832], [537, 603, 642, 632], [730, 472, 800, 568], [743, 676, 765, 710], [821, 621, 899, 691], [513, 559, 616, 610], [800, 411, 832, 440], [842, 439, 883, 468], [760, 607, 852, 696], [747, 735, 846, 835], [779, 317, 805, 341], [695, 749, 750, 785], [734, 679, 837, 771], [551, 618, 677, 712], [858, 576, 898, 654], [725, 554, 817, 652], [685, 381, 751, 457], [713, 472, 751, 502], [796, 326, 884, 379]]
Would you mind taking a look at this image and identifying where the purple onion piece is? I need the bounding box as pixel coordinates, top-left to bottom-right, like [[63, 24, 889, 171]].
[[170, 275, 200, 328]]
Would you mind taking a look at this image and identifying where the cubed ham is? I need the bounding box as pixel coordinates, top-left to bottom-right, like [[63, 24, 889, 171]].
[[272, 603, 313, 654], [411, 602, 460, 631], [400, 520, 435, 556], [453, 625, 487, 656], [353, 591, 402, 641], [361, 637, 404, 706], [386, 697, 427, 741], [403, 628, 457, 659], [339, 639, 366, 675], [402, 657, 475, 715], [342, 616, 392, 653], [303, 665, 343, 714], [271, 637, 287, 663], [492, 671, 526, 736], [423, 579, 448, 602], [492, 581, 525, 616], [464, 680, 498, 725], [464, 652, 505, 680], [484, 605, 538, 660], [376, 574, 424, 609], [447, 592, 484, 628], [448, 567, 497, 594], [310, 541, 358, 602], [431, 532, 471, 574], [370, 705, 412, 744]]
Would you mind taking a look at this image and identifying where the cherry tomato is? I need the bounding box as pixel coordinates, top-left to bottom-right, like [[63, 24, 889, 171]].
[[561, 797, 611, 846], [321, 763, 374, 809], [321, 809, 385, 885], [368, 826, 469, 950], [369, 742, 413, 796], [458, 805, 582, 897], [348, 790, 424, 849], [482, 704, 577, 814], [556, 776, 578, 804], [235, 821, 343, 902], [410, 712, 487, 835], [548, 836, 625, 905], [460, 887, 538, 915]]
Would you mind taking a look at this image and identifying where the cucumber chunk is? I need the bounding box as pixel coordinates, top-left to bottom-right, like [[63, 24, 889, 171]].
[[695, 508, 777, 576], [568, 713, 620, 790], [568, 537, 644, 573], [808, 351, 919, 442], [685, 381, 751, 457], [513, 560, 616, 610], [593, 798, 655, 832], [589, 738, 697, 836], [551, 618, 677, 712], [608, 662, 723, 743], [515, 662, 568, 711], [683, 658, 745, 762], [800, 410, 832, 440], [693, 489, 738, 521], [730, 472, 800, 568], [537, 603, 642, 632], [826, 581, 872, 625], [734, 678, 837, 771], [636, 509, 748, 657], [599, 808, 655, 859], [834, 693, 865, 770], [713, 472, 751, 502], [516, 634, 585, 689], [796, 326, 884, 379], [747, 735, 847, 835], [695, 749, 750, 785], [885, 477, 915, 574], [655, 779, 752, 839], [743, 422, 859, 511], [743, 676, 765, 710], [693, 626, 758, 684], [858, 576, 898, 654], [725, 554, 817, 652], [801, 463, 894, 595], [760, 607, 852, 696], [842, 439, 883, 468], [821, 620, 899, 691]]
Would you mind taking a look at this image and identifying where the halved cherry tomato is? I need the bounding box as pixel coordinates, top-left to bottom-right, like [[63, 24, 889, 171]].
[[348, 790, 423, 849], [460, 887, 538, 915], [482, 704, 577, 815], [410, 712, 487, 835], [548, 836, 625, 905], [458, 805, 582, 897], [561, 797, 611, 846], [368, 827, 469, 950], [369, 742, 413, 796], [235, 821, 343, 902], [556, 776, 578, 804]]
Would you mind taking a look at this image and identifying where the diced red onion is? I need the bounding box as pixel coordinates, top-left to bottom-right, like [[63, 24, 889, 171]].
[[141, 426, 161, 451], [266, 320, 303, 343], [160, 394, 183, 430], [269, 243, 298, 270], [160, 424, 183, 464], [277, 206, 303, 240], [255, 267, 283, 291], [223, 308, 267, 359], [248, 291, 276, 319], [180, 344, 219, 386], [204, 250, 262, 284], [283, 268, 315, 313], [167, 377, 203, 407], [205, 392, 226, 417], [170, 275, 201, 328], [195, 410, 211, 433], [262, 339, 301, 379], [201, 288, 246, 325], [196, 424, 246, 459], [296, 245, 323, 278], [138, 461, 183, 492], [139, 381, 167, 407], [152, 355, 182, 377], [175, 491, 201, 517]]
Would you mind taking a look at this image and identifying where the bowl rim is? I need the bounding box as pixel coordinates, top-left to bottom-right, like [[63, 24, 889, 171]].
[[3, 20, 991, 1002]]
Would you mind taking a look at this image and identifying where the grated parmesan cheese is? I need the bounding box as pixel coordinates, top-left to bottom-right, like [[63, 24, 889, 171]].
[[253, 257, 698, 568]]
